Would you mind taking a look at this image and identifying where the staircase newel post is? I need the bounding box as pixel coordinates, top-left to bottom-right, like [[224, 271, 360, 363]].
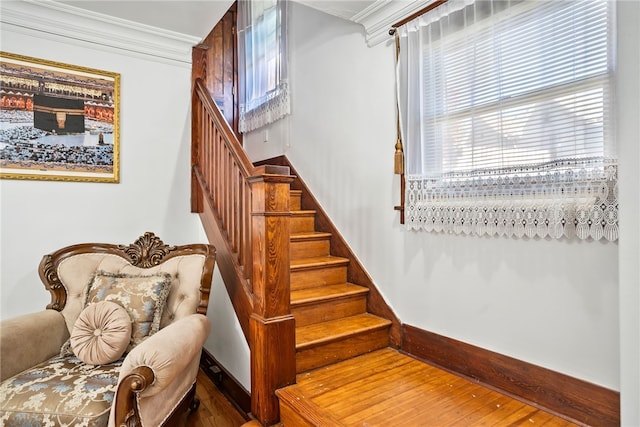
[[191, 44, 208, 213], [248, 165, 296, 426]]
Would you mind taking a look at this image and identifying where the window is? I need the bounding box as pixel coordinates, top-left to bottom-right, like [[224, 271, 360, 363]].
[[396, 0, 617, 240], [237, 0, 289, 133]]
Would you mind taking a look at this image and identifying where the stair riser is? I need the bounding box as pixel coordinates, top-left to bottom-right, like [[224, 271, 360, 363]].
[[279, 402, 315, 427], [296, 328, 389, 373], [291, 266, 347, 290], [292, 296, 367, 327], [290, 192, 302, 211], [291, 215, 315, 233], [291, 239, 330, 260]]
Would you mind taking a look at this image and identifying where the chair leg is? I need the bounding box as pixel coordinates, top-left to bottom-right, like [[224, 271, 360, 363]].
[[166, 383, 200, 425], [189, 396, 201, 414]]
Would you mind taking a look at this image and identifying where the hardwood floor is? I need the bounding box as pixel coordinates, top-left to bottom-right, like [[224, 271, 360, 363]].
[[187, 369, 249, 427], [277, 348, 580, 427], [190, 349, 580, 427]]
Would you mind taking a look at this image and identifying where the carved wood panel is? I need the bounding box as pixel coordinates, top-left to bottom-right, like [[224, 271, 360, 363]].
[[201, 2, 239, 139]]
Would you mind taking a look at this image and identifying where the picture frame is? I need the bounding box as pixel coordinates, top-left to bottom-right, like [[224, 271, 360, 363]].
[[0, 52, 120, 183]]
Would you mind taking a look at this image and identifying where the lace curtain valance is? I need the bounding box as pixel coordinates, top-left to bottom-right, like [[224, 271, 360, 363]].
[[238, 0, 290, 133], [396, 0, 618, 241]]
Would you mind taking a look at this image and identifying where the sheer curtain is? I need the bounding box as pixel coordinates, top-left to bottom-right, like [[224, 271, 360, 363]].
[[396, 0, 617, 241], [237, 0, 289, 133]]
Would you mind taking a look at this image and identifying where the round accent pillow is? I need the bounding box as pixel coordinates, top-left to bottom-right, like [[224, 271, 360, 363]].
[[70, 300, 132, 365]]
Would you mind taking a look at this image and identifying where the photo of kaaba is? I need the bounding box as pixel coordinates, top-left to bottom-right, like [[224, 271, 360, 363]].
[[33, 94, 85, 134]]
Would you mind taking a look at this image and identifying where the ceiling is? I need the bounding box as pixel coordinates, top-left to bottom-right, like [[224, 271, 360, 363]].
[[56, 0, 376, 40]]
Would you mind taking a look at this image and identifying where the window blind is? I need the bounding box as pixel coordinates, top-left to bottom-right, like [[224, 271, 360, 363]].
[[238, 0, 289, 133], [396, 0, 617, 240]]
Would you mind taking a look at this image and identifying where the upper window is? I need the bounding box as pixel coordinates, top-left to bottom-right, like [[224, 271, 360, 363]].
[[396, 0, 617, 241], [237, 0, 289, 133]]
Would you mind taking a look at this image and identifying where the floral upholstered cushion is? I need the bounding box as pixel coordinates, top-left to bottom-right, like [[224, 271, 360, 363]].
[[0, 354, 122, 427], [70, 301, 132, 365], [86, 271, 172, 351]]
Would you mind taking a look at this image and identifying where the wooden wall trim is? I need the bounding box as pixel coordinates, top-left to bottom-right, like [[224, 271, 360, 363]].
[[200, 349, 252, 419], [402, 324, 620, 427]]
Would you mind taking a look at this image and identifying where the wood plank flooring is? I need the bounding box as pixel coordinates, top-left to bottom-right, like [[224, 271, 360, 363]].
[[188, 348, 580, 426], [186, 369, 249, 427], [277, 348, 580, 427]]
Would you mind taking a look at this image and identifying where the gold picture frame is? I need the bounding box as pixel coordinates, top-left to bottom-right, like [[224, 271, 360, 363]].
[[0, 52, 120, 183]]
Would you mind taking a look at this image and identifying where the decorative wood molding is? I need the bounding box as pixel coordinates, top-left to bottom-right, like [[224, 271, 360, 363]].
[[38, 232, 216, 314], [117, 232, 176, 268], [0, 0, 200, 66], [40, 254, 66, 311], [402, 324, 620, 427]]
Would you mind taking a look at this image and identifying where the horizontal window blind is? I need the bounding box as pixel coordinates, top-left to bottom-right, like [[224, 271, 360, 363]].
[[238, 0, 289, 133], [396, 0, 618, 240]]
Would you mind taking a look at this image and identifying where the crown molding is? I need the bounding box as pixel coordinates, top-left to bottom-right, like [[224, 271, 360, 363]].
[[352, 0, 434, 47], [0, 0, 201, 66]]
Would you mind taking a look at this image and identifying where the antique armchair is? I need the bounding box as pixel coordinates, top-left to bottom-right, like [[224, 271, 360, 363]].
[[0, 232, 216, 427]]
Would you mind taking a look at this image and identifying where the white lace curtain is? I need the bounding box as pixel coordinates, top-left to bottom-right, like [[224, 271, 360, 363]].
[[396, 0, 618, 241], [237, 0, 289, 133]]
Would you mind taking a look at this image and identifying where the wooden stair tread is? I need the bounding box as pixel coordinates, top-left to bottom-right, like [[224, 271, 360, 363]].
[[291, 283, 368, 306], [290, 231, 332, 241], [296, 313, 391, 349], [291, 210, 316, 216], [290, 256, 349, 270], [276, 387, 345, 427]]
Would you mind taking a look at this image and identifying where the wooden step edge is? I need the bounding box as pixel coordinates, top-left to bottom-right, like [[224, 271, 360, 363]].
[[291, 210, 316, 216], [291, 283, 369, 307], [290, 231, 332, 242], [296, 315, 392, 350], [276, 387, 345, 427], [290, 256, 349, 271], [290, 189, 302, 196]]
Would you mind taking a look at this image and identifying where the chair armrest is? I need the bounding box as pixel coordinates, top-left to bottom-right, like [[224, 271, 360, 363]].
[[0, 310, 69, 381], [112, 314, 210, 426]]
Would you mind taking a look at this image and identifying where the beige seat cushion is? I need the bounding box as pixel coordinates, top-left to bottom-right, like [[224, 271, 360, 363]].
[[70, 301, 132, 365]]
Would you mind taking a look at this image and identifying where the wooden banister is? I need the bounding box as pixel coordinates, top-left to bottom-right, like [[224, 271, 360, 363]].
[[191, 44, 295, 425], [193, 78, 254, 280]]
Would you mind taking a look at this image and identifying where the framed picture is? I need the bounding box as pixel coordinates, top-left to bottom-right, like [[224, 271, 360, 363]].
[[0, 52, 120, 183]]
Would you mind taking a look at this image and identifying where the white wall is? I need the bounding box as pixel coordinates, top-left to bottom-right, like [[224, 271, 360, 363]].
[[204, 268, 251, 389], [0, 5, 253, 392], [3, 1, 635, 416], [0, 17, 207, 316], [617, 1, 640, 425], [245, 2, 625, 392]]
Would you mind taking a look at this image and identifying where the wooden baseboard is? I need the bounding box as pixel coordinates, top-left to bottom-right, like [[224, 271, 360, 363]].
[[200, 349, 252, 418], [402, 324, 619, 427]]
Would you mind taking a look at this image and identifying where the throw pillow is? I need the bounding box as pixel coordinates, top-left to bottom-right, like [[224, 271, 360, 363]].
[[86, 271, 172, 351], [70, 300, 132, 364]]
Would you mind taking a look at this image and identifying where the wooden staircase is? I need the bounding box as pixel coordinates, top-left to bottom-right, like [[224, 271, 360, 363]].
[[192, 55, 607, 427], [273, 192, 586, 426], [287, 190, 392, 375], [275, 188, 396, 426]]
